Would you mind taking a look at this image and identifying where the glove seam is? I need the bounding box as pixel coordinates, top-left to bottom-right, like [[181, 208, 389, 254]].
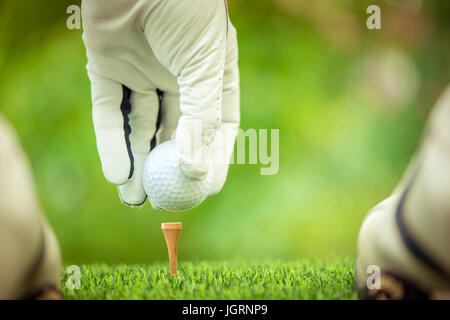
[[120, 85, 134, 180]]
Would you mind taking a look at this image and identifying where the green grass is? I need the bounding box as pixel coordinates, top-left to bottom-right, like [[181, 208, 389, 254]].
[[62, 258, 357, 300]]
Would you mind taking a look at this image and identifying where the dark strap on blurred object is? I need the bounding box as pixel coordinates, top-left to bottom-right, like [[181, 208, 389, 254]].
[[396, 166, 450, 281]]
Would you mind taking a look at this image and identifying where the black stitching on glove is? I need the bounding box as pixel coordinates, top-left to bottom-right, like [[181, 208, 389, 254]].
[[120, 85, 134, 179]]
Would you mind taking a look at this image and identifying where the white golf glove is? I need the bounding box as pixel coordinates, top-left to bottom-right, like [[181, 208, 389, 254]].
[[81, 0, 240, 206]]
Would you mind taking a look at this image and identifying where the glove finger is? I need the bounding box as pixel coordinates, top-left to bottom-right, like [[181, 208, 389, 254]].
[[118, 90, 160, 206], [155, 91, 181, 145], [210, 22, 240, 196], [90, 72, 134, 185], [221, 23, 240, 127]]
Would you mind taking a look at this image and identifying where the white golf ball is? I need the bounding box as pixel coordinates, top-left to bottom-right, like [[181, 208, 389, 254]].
[[142, 140, 212, 212]]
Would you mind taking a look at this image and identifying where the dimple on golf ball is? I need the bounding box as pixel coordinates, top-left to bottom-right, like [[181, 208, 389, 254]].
[[142, 140, 212, 212]]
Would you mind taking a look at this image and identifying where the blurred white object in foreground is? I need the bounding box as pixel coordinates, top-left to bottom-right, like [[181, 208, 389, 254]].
[[0, 115, 62, 299], [356, 85, 450, 299]]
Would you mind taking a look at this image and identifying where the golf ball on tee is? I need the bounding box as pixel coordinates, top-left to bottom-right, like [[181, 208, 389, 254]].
[[142, 140, 212, 212]]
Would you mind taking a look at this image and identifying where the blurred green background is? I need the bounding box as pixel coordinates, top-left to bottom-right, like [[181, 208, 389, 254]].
[[0, 0, 448, 264]]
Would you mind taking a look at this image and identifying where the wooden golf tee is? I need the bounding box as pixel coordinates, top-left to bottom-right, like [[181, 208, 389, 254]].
[[161, 222, 182, 276]]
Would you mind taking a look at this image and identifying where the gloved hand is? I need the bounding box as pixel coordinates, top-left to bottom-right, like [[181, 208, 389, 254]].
[[81, 0, 240, 206]]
